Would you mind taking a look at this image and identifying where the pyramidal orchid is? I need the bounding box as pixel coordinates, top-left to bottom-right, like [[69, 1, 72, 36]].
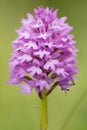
[[8, 7, 78, 130]]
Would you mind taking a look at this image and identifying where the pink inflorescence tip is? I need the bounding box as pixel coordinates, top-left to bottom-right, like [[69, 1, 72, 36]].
[[9, 7, 78, 98]]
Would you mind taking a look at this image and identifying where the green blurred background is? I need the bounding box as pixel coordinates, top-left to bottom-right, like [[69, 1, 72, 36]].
[[0, 0, 87, 130]]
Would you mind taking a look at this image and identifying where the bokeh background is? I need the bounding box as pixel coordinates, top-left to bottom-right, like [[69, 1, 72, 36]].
[[0, 0, 87, 130]]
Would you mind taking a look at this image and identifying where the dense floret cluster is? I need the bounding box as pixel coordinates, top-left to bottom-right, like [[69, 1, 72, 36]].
[[9, 7, 78, 97]]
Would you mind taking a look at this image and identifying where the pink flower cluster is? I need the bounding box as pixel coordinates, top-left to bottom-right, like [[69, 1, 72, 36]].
[[9, 7, 78, 97]]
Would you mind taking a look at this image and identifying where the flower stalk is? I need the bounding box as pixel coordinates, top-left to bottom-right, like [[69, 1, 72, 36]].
[[40, 90, 48, 130]]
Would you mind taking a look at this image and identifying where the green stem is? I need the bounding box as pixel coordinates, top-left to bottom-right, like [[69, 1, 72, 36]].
[[41, 96, 48, 130]]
